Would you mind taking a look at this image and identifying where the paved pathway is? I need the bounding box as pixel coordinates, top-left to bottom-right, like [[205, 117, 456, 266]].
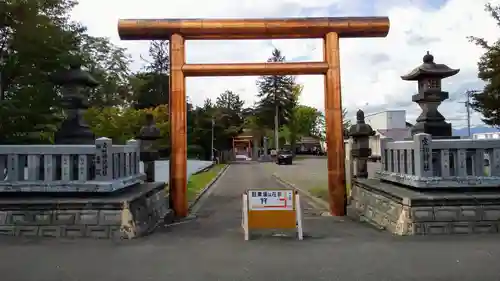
[[0, 162, 500, 281], [264, 157, 381, 194], [261, 158, 329, 192]]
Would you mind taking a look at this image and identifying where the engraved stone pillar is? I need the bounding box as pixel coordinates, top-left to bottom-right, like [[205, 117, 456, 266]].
[[413, 133, 433, 178], [137, 113, 161, 182], [95, 137, 113, 181], [348, 110, 375, 178]]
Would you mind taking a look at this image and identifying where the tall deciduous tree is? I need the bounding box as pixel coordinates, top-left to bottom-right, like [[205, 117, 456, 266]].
[[0, 0, 83, 143], [0, 0, 133, 143], [255, 48, 297, 149], [312, 108, 351, 142], [84, 105, 170, 152], [80, 35, 132, 107], [468, 3, 500, 127], [214, 90, 245, 148], [278, 84, 325, 152], [130, 72, 169, 109], [186, 91, 246, 159], [132, 40, 170, 109]]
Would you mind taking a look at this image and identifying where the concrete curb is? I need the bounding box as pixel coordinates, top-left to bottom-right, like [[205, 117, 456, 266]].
[[271, 173, 330, 212], [188, 164, 230, 213], [191, 162, 215, 175]]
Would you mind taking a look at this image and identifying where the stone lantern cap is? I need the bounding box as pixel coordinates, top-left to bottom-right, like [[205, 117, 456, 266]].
[[52, 62, 99, 87], [401, 51, 460, 80], [348, 109, 375, 137]]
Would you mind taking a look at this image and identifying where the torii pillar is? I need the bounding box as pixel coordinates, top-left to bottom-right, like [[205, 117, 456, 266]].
[[117, 17, 390, 218]]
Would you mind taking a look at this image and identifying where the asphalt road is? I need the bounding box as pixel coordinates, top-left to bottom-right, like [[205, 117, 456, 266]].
[[0, 162, 500, 281]]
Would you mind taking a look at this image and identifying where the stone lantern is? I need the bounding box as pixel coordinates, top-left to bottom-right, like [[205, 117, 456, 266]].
[[348, 109, 375, 178], [401, 51, 460, 137], [137, 113, 161, 182], [52, 62, 98, 144]]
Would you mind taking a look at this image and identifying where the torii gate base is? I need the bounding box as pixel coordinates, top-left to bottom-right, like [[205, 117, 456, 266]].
[[118, 17, 390, 217]]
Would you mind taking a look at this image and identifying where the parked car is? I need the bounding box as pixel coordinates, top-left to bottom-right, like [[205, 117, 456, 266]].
[[276, 149, 293, 165]]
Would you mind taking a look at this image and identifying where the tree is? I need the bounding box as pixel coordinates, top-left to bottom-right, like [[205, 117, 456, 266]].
[[277, 84, 325, 153], [255, 48, 297, 149], [80, 35, 133, 107], [0, 0, 133, 143], [312, 108, 351, 141], [281, 84, 302, 153], [130, 72, 169, 109], [214, 90, 245, 149], [187, 99, 217, 159], [468, 3, 500, 127], [84, 106, 143, 144], [183, 91, 246, 160], [84, 105, 170, 150], [0, 0, 84, 143], [132, 40, 170, 109], [342, 108, 352, 132]]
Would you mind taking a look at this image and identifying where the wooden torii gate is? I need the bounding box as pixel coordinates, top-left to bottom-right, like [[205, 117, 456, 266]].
[[118, 17, 390, 218]]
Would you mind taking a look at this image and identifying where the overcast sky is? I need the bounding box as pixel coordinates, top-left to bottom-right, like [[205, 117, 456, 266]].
[[70, 0, 499, 128]]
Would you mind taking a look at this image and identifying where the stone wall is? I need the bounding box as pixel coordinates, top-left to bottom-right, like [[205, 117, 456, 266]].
[[0, 182, 172, 239], [0, 209, 123, 238], [351, 178, 500, 235]]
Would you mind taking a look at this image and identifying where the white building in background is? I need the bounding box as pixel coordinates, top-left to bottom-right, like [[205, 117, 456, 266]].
[[343, 110, 412, 159], [473, 132, 500, 140], [365, 110, 407, 131], [364, 110, 412, 157]]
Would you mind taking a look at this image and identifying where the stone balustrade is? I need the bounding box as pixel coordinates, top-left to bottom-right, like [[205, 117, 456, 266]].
[[377, 133, 500, 188], [0, 137, 144, 192]]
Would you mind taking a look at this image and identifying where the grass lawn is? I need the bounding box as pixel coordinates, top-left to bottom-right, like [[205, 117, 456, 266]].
[[308, 183, 351, 201], [186, 164, 227, 201]]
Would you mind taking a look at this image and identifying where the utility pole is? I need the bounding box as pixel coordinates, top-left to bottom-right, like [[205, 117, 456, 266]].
[[466, 91, 471, 138], [463, 90, 477, 138], [211, 117, 215, 162], [274, 104, 279, 151]]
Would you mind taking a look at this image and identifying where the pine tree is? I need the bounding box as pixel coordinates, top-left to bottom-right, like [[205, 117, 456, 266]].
[[255, 48, 297, 149], [468, 3, 500, 127]]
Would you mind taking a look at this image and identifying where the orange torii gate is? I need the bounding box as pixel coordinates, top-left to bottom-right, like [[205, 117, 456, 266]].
[[118, 17, 390, 218]]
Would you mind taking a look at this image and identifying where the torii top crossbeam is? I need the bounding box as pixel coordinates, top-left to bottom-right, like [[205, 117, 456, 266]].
[[117, 17, 390, 40]]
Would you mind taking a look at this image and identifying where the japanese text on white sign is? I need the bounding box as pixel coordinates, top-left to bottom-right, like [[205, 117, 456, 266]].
[[248, 189, 294, 211]]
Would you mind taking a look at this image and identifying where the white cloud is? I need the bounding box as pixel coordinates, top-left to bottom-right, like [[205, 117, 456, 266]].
[[71, 0, 499, 128]]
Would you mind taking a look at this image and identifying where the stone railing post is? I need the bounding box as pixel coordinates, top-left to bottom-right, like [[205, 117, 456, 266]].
[[95, 137, 113, 180], [126, 139, 140, 176], [137, 113, 161, 182], [413, 133, 433, 178], [348, 109, 375, 179]]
